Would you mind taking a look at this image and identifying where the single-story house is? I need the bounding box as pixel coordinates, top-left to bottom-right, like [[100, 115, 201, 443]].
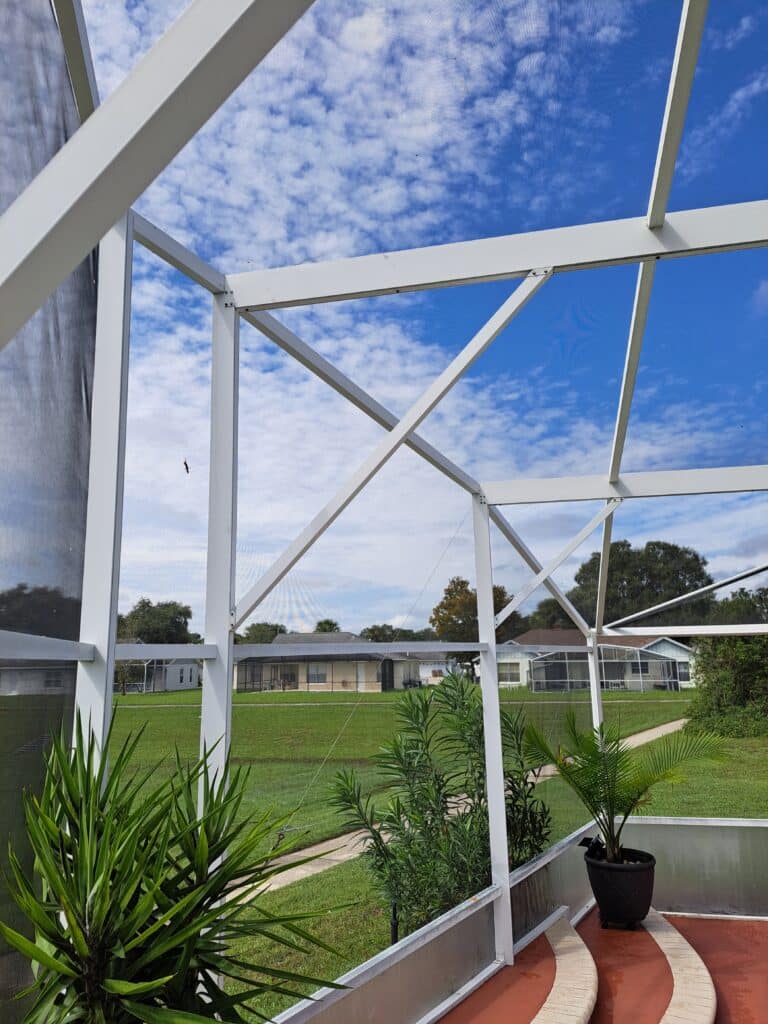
[[0, 662, 75, 697], [479, 628, 696, 692], [235, 631, 454, 693]]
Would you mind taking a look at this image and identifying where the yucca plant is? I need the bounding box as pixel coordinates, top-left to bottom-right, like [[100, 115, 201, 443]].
[[525, 711, 721, 863], [0, 716, 339, 1024]]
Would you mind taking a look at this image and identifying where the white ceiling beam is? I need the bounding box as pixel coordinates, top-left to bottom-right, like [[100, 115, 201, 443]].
[[234, 272, 550, 627], [233, 641, 487, 659], [597, 0, 708, 630], [50, 1, 228, 298], [603, 624, 768, 638], [489, 509, 590, 635], [484, 465, 768, 505], [52, 0, 100, 121], [115, 643, 218, 661], [594, 513, 614, 634], [241, 309, 480, 493], [607, 561, 768, 629], [229, 199, 768, 310], [647, 0, 709, 230], [133, 214, 227, 293], [495, 501, 620, 628], [0, 630, 95, 662], [0, 0, 315, 351]]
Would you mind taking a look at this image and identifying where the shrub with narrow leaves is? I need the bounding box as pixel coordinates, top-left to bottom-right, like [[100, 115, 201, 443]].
[[332, 673, 551, 936], [0, 717, 339, 1023]]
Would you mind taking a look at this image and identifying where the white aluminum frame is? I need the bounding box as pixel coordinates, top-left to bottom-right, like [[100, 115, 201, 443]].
[[4, 0, 768, 988]]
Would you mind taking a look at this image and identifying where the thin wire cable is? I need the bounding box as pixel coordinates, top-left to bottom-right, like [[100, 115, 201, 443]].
[[283, 506, 470, 831], [399, 507, 469, 630]]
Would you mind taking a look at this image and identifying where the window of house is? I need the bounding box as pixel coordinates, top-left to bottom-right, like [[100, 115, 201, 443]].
[[498, 662, 520, 683], [631, 660, 649, 675], [308, 663, 328, 685], [678, 662, 690, 682]]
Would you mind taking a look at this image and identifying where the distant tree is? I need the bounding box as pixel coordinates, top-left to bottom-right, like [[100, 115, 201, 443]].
[[315, 618, 340, 633], [0, 583, 82, 640], [429, 576, 526, 644], [360, 624, 438, 642], [707, 587, 768, 625], [235, 621, 287, 644], [525, 597, 572, 631], [118, 598, 195, 644], [566, 540, 714, 625]]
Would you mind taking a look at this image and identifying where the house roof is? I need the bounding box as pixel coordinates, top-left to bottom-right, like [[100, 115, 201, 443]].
[[272, 631, 363, 644], [513, 629, 585, 646], [510, 628, 691, 653]]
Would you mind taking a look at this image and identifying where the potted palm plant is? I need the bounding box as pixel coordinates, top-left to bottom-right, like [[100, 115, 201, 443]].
[[526, 712, 720, 929]]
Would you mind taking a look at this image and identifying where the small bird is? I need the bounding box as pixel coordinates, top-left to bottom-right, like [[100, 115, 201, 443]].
[[183, 459, 190, 475]]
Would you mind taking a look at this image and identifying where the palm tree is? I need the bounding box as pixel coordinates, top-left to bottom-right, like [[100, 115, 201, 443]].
[[525, 712, 721, 863]]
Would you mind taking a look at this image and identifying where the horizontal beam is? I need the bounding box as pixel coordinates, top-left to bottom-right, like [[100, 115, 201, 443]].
[[608, 560, 768, 628], [0, 630, 95, 662], [133, 214, 227, 293], [229, 199, 768, 310], [602, 624, 768, 638], [115, 643, 218, 661], [495, 501, 620, 627], [234, 273, 550, 628], [489, 509, 590, 635], [241, 310, 480, 493], [0, 0, 314, 350], [234, 641, 487, 659], [483, 465, 768, 505]]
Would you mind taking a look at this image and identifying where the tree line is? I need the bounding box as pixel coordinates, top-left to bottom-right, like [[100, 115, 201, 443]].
[[0, 539, 764, 647]]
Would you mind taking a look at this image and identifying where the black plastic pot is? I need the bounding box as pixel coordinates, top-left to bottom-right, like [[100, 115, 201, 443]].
[[584, 847, 656, 929]]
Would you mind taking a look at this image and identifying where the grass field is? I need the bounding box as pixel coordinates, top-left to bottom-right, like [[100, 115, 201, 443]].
[[109, 689, 689, 849], [230, 733, 768, 1021]]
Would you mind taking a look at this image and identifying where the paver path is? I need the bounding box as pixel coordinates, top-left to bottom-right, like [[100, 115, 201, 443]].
[[266, 718, 688, 891]]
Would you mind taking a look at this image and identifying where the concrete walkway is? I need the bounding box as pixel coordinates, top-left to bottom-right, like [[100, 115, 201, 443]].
[[266, 718, 688, 892]]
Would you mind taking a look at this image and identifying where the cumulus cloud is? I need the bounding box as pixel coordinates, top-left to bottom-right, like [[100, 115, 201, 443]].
[[678, 67, 768, 182], [74, 1, 768, 631]]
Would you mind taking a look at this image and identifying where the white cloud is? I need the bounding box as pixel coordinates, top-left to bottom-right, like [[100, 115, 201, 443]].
[[708, 14, 759, 53], [753, 280, 768, 315], [679, 67, 768, 182], [72, 1, 767, 632]]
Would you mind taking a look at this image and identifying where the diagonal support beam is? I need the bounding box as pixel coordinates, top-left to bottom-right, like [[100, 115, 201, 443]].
[[595, 0, 708, 633], [234, 271, 551, 627], [52, 0, 99, 121], [489, 509, 590, 635], [495, 500, 620, 629], [0, 0, 314, 350], [607, 560, 768, 629], [241, 308, 590, 635], [242, 310, 480, 493]]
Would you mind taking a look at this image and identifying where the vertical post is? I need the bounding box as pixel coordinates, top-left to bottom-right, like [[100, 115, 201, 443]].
[[74, 213, 133, 752], [587, 632, 603, 728], [638, 649, 645, 694], [472, 494, 514, 965], [200, 293, 239, 783]]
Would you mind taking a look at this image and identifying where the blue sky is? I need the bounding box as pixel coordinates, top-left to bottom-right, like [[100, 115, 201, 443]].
[[80, 0, 768, 632]]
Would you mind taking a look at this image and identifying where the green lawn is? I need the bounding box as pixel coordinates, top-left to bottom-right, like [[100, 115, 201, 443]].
[[229, 858, 388, 1023], [109, 690, 689, 850]]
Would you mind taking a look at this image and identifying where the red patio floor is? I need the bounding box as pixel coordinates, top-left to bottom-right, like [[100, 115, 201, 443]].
[[577, 909, 672, 1024], [439, 934, 555, 1024], [666, 915, 768, 1024]]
